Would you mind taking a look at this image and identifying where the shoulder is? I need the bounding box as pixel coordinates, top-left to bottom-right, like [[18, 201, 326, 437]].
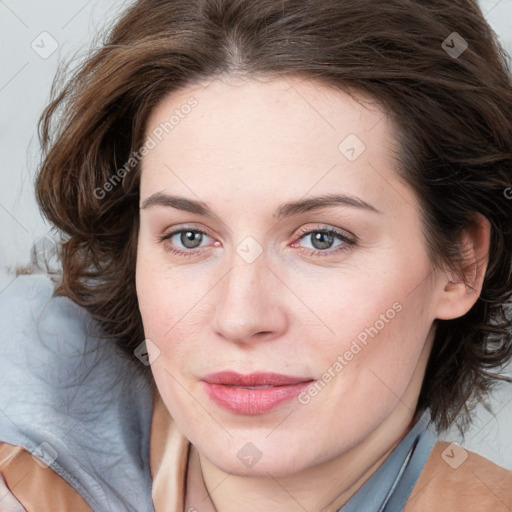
[[0, 272, 90, 358], [0, 273, 156, 511], [0, 272, 55, 327], [405, 440, 512, 511], [0, 441, 92, 512], [0, 273, 110, 424]]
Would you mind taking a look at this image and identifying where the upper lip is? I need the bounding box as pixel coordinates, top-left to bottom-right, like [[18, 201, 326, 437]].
[[201, 371, 314, 386]]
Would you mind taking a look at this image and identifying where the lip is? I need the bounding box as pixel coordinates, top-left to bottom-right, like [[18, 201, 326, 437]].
[[201, 371, 315, 415]]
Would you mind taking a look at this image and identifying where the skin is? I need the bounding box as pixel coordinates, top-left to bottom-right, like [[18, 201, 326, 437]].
[[136, 75, 490, 511]]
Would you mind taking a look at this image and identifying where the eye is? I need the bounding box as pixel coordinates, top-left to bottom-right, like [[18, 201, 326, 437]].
[[159, 225, 356, 258], [292, 226, 356, 257], [159, 227, 216, 255]]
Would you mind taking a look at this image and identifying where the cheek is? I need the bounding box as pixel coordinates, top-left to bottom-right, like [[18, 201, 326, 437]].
[[301, 272, 402, 346], [136, 244, 192, 329], [135, 248, 216, 366], [307, 262, 434, 392]]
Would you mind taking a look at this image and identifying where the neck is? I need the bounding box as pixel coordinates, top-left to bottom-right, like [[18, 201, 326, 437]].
[[185, 405, 420, 512]]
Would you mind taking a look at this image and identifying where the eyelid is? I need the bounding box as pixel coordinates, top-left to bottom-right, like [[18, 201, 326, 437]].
[[294, 224, 356, 243], [159, 223, 357, 257], [289, 224, 356, 257], [160, 225, 215, 245]]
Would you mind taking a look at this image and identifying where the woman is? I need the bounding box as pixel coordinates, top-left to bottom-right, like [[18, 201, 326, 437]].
[[0, 0, 511, 510]]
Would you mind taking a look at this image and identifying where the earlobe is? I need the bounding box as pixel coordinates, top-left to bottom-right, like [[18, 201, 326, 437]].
[[435, 214, 491, 320]]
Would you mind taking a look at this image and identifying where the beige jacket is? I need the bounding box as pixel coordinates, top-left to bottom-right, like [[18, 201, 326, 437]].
[[1, 393, 511, 511]]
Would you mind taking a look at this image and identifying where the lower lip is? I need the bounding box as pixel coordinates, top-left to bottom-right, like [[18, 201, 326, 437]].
[[202, 381, 314, 415]]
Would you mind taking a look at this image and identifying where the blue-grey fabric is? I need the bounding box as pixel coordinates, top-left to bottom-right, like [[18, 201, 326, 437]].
[[0, 273, 437, 512], [340, 409, 438, 511], [0, 273, 156, 512]]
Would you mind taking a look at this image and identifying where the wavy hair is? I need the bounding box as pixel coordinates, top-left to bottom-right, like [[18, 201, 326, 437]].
[[35, 0, 512, 432]]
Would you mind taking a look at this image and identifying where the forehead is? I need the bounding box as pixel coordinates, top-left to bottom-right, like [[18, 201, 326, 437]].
[[144, 74, 392, 152], [140, 75, 411, 216]]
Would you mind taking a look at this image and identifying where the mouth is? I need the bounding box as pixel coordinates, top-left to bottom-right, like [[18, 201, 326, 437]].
[[200, 371, 315, 415]]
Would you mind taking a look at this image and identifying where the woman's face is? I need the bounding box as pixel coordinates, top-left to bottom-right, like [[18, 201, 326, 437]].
[[136, 76, 448, 476]]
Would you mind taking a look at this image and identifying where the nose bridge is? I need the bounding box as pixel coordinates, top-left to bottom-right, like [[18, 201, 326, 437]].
[[212, 247, 286, 342], [226, 257, 261, 304]]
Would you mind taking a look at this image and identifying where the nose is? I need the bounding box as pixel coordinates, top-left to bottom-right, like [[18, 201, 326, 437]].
[[211, 251, 288, 345]]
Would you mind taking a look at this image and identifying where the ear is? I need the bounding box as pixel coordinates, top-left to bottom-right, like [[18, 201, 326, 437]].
[[435, 213, 491, 320]]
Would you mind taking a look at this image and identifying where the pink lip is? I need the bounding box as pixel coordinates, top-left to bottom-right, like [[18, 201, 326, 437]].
[[201, 371, 315, 415]]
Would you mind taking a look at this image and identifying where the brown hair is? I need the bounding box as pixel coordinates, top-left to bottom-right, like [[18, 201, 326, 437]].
[[35, 0, 512, 432]]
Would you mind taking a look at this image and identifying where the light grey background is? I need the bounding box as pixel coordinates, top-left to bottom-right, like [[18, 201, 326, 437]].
[[1, 0, 512, 468]]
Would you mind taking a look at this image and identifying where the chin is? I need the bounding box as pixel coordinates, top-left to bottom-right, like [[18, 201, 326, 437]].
[[197, 437, 328, 478]]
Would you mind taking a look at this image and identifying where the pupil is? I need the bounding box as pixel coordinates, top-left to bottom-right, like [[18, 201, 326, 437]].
[[182, 231, 201, 248], [312, 232, 333, 250]]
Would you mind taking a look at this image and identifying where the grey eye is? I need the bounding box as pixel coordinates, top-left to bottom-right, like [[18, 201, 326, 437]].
[[180, 230, 203, 249], [309, 231, 335, 250]]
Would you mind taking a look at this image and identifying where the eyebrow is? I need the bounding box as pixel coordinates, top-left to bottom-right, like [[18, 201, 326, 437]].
[[140, 191, 382, 219]]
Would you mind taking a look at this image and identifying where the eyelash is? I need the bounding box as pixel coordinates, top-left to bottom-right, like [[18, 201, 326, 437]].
[[293, 226, 355, 258], [159, 225, 356, 259]]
